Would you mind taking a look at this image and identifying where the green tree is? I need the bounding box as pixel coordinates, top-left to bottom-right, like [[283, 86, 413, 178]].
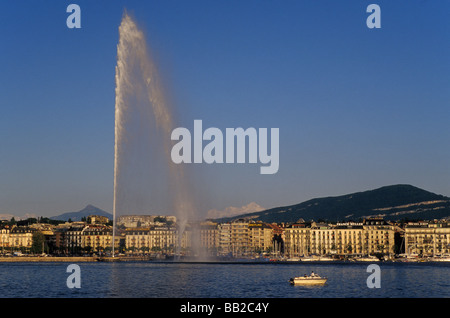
[[31, 232, 45, 254], [9, 217, 16, 226]]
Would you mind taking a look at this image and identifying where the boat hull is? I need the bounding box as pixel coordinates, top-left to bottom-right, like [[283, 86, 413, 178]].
[[289, 277, 327, 285]]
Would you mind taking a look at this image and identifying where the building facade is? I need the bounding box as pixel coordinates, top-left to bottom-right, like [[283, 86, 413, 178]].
[[248, 222, 273, 254], [285, 218, 396, 258], [218, 223, 231, 255], [230, 219, 250, 256], [284, 223, 310, 257], [3, 217, 446, 259], [363, 218, 395, 256], [405, 221, 450, 256]]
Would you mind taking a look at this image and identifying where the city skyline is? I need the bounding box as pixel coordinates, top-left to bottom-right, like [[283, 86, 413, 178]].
[[0, 1, 449, 218]]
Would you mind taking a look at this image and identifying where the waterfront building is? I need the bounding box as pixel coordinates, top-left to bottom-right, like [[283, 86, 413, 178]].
[[310, 222, 337, 255], [429, 221, 450, 255], [148, 226, 178, 253], [54, 222, 87, 254], [217, 223, 231, 255], [9, 226, 35, 251], [405, 220, 450, 256], [55, 222, 116, 255], [2, 214, 446, 260], [284, 218, 396, 258], [54, 227, 68, 253], [0, 227, 10, 252], [125, 225, 181, 254], [334, 222, 363, 255], [125, 227, 151, 253], [363, 218, 395, 256], [248, 222, 273, 254], [67, 223, 85, 253], [284, 223, 310, 257], [230, 219, 250, 256], [82, 225, 112, 254], [199, 221, 219, 254]]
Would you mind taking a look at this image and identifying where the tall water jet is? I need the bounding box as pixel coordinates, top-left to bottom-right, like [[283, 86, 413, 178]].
[[113, 12, 195, 257]]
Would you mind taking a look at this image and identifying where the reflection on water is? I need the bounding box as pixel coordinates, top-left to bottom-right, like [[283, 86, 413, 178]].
[[0, 262, 448, 298]]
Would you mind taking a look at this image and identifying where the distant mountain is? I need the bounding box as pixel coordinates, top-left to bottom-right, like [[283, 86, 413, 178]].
[[213, 185, 450, 223], [50, 205, 112, 222]]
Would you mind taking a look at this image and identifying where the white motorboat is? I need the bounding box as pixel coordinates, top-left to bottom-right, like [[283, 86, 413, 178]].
[[289, 273, 327, 286]]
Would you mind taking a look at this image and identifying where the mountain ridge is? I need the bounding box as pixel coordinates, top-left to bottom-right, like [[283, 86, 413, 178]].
[[50, 204, 113, 222], [47, 185, 450, 223], [212, 184, 450, 223]]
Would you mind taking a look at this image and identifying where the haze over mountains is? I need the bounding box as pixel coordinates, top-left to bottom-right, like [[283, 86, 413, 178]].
[[25, 185, 450, 223], [213, 185, 450, 223]]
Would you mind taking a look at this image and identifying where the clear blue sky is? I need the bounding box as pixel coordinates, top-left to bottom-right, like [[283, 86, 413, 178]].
[[0, 0, 449, 218]]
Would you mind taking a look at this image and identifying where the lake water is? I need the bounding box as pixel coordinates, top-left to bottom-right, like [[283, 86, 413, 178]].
[[0, 261, 448, 298]]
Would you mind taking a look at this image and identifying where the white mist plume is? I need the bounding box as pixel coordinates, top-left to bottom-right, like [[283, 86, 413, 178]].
[[113, 12, 194, 255]]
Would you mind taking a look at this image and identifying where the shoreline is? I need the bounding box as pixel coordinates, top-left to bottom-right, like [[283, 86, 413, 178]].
[[0, 256, 98, 262], [0, 256, 154, 262], [1, 256, 448, 264]]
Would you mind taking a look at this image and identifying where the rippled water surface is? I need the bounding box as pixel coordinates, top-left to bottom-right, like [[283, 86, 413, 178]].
[[0, 261, 448, 298]]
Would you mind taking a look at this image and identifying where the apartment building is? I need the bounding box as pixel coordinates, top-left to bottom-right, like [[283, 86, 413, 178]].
[[0, 227, 10, 251], [199, 221, 219, 253], [363, 218, 395, 256], [405, 221, 450, 256], [148, 226, 179, 253], [9, 226, 35, 250], [82, 225, 112, 253], [284, 223, 310, 257], [54, 222, 95, 254], [125, 226, 183, 254], [248, 222, 273, 253], [230, 219, 250, 256], [218, 223, 231, 255], [310, 222, 337, 255], [285, 218, 396, 258]]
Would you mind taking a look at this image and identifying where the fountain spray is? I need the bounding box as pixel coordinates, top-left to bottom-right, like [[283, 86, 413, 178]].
[[113, 11, 194, 257]]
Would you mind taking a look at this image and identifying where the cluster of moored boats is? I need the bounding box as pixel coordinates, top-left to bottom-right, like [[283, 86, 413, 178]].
[[284, 254, 450, 263], [285, 255, 382, 262]]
